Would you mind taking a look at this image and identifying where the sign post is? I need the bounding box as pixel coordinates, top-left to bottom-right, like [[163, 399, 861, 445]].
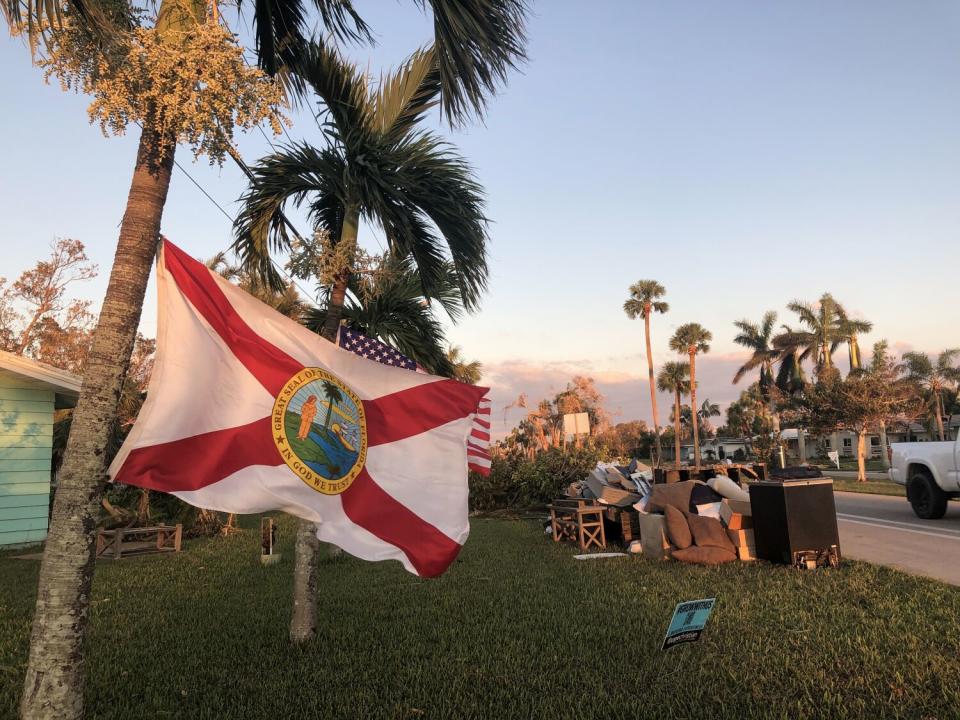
[[661, 598, 716, 650]]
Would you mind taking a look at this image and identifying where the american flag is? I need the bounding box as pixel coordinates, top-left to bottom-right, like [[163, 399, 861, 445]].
[[468, 397, 491, 476], [337, 327, 491, 475], [338, 327, 418, 370]]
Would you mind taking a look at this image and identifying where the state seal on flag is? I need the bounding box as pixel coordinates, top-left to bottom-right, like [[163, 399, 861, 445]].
[[272, 368, 367, 495]]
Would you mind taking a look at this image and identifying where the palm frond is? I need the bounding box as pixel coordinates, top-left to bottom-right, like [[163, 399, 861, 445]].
[[377, 133, 489, 309], [243, 0, 371, 77], [622, 298, 644, 319], [420, 0, 529, 125], [732, 354, 764, 384], [5, 0, 135, 47], [233, 142, 347, 288], [657, 361, 690, 394], [294, 39, 372, 134], [937, 348, 960, 373], [670, 322, 712, 355], [373, 45, 442, 140]]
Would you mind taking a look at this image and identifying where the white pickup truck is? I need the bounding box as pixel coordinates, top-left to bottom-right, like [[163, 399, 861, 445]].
[[889, 435, 960, 519]]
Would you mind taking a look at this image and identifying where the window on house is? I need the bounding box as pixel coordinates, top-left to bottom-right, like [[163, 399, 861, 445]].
[[843, 438, 852, 448], [870, 437, 880, 446]]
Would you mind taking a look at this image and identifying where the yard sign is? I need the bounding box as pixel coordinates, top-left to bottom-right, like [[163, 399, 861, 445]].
[[661, 598, 716, 650]]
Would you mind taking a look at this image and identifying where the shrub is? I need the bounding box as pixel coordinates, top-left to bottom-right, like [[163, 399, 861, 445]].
[[469, 446, 602, 511]]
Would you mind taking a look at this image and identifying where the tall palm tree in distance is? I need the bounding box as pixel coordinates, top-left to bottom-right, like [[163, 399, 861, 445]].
[[732, 311, 781, 433], [623, 280, 668, 465], [657, 361, 690, 470], [670, 323, 712, 468], [902, 349, 960, 441], [698, 398, 721, 437]]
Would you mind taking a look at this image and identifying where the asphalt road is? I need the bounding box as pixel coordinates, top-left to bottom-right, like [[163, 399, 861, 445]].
[[835, 491, 960, 586]]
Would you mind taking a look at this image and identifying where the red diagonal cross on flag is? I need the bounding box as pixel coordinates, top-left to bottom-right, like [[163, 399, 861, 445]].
[[109, 241, 489, 577]]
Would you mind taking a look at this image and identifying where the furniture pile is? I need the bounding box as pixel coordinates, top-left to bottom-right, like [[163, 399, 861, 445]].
[[548, 461, 840, 568]]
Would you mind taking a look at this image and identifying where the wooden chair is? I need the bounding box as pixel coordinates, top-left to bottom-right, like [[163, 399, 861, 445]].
[[548, 499, 606, 551]]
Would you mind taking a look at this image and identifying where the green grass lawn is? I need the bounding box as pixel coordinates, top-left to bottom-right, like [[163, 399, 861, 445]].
[[3, 517, 959, 719], [816, 459, 887, 472], [831, 478, 906, 497]]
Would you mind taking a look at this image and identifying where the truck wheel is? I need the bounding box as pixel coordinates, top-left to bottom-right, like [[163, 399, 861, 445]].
[[907, 470, 948, 519]]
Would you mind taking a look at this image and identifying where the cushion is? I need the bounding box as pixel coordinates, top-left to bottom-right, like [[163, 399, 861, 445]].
[[687, 513, 736, 552], [663, 505, 692, 549], [694, 502, 722, 520], [689, 482, 724, 511], [707, 475, 751, 503], [647, 480, 697, 514], [672, 546, 737, 565]]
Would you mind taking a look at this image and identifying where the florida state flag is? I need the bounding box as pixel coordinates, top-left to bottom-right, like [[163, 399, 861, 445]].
[[108, 241, 490, 577]]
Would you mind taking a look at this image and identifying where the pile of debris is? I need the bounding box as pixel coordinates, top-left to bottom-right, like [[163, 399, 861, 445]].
[[549, 460, 841, 569]]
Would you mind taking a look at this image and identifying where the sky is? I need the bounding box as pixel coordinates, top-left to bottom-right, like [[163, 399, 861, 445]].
[[2, 1, 960, 437]]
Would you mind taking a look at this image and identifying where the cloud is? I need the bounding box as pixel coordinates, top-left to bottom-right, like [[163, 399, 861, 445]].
[[481, 352, 754, 440]]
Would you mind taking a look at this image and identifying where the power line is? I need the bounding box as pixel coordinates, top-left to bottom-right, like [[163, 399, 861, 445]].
[[170, 158, 319, 302]]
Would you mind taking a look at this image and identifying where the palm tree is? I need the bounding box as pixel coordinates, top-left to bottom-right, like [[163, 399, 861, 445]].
[[669, 323, 712, 468], [623, 280, 668, 466], [836, 309, 873, 372], [774, 337, 808, 395], [8, 2, 528, 710], [698, 398, 721, 436], [234, 42, 488, 341], [732, 311, 781, 434], [6, 4, 280, 714], [774, 293, 846, 374], [657, 361, 690, 469], [902, 349, 960, 441], [320, 380, 344, 430], [234, 40, 515, 647]]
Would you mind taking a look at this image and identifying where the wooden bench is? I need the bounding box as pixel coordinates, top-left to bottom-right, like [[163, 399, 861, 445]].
[[548, 499, 606, 551], [96, 524, 183, 560]]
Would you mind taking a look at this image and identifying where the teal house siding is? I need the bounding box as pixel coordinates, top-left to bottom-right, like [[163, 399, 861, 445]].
[[0, 352, 80, 547]]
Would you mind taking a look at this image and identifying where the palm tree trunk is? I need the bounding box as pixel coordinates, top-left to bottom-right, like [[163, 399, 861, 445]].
[[848, 338, 860, 372], [20, 124, 175, 720], [289, 516, 321, 642], [291, 206, 359, 643], [764, 360, 781, 436], [856, 430, 867, 482], [935, 392, 946, 441], [689, 351, 701, 469], [319, 205, 359, 342], [643, 310, 662, 465], [879, 420, 890, 470], [673, 390, 682, 470]]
